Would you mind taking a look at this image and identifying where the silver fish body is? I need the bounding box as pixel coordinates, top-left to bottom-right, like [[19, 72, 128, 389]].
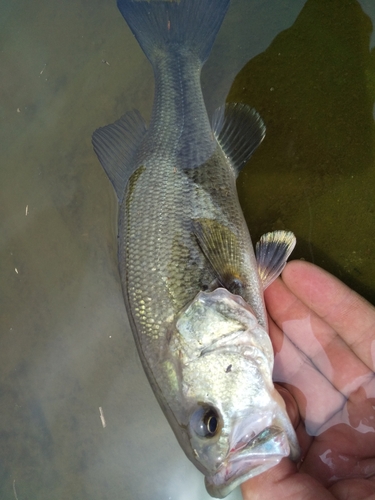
[[93, 0, 299, 497]]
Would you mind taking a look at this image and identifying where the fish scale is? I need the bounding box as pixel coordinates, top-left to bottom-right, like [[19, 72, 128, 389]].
[[93, 0, 299, 497]]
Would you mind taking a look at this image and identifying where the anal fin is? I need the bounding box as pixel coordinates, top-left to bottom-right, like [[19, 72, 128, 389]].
[[212, 103, 266, 177]]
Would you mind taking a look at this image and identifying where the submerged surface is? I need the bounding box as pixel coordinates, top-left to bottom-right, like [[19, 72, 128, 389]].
[[0, 0, 374, 499], [230, 0, 375, 304]]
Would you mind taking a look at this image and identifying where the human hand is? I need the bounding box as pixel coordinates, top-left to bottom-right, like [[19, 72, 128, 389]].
[[241, 260, 375, 500]]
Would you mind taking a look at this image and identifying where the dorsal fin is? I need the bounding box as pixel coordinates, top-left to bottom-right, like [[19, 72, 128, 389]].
[[92, 109, 147, 202], [212, 103, 266, 176]]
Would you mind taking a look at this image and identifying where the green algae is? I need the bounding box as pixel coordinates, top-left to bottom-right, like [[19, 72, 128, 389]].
[[228, 0, 375, 303]]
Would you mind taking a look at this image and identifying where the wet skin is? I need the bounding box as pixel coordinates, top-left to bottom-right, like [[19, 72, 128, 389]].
[[241, 260, 375, 500]]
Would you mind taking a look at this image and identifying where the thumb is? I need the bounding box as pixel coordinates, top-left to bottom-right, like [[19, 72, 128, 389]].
[[240, 458, 335, 500], [275, 384, 300, 429]]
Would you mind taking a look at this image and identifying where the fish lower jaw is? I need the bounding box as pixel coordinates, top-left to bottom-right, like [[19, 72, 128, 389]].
[[205, 428, 290, 498]]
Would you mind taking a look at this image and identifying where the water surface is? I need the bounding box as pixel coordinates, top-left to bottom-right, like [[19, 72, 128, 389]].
[[0, 0, 374, 499]]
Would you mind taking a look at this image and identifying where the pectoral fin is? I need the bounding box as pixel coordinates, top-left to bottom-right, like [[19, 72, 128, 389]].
[[256, 231, 296, 289], [192, 218, 245, 295]]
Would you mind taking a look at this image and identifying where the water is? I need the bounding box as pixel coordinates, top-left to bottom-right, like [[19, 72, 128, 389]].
[[0, 0, 374, 499], [231, 0, 375, 305]]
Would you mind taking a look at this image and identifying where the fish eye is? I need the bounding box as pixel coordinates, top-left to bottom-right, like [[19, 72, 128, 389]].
[[189, 406, 220, 438]]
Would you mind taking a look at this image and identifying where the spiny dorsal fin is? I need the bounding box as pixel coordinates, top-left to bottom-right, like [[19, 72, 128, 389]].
[[92, 109, 147, 202], [212, 103, 266, 177], [192, 218, 245, 296], [256, 230, 296, 289]]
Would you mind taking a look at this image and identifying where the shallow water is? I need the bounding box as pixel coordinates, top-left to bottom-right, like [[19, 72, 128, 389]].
[[231, 0, 375, 304], [0, 0, 374, 499]]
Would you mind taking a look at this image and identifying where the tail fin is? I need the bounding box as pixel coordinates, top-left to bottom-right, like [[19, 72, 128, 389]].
[[117, 0, 230, 64]]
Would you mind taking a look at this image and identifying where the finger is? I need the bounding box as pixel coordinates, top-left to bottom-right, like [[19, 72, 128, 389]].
[[282, 260, 375, 372], [274, 384, 300, 429], [300, 424, 375, 487], [240, 458, 335, 500], [265, 271, 373, 401], [269, 315, 347, 434], [274, 383, 314, 458], [329, 478, 375, 500]]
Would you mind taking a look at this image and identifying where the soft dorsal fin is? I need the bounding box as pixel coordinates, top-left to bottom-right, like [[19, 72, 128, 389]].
[[212, 103, 266, 176], [92, 109, 147, 202], [192, 218, 245, 296], [256, 231, 296, 289]]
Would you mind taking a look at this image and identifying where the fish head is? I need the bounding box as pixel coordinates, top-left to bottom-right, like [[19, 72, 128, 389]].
[[172, 288, 299, 497]]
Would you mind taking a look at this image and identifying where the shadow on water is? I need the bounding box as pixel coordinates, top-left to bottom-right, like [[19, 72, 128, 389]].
[[228, 0, 375, 303]]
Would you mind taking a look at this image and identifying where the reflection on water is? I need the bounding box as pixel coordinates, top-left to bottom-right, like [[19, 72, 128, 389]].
[[0, 0, 374, 498]]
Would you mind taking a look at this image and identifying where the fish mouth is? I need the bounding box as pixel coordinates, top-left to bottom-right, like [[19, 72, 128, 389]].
[[205, 426, 290, 499]]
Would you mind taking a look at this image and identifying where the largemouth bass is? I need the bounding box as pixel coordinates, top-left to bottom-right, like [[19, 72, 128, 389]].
[[93, 0, 299, 497]]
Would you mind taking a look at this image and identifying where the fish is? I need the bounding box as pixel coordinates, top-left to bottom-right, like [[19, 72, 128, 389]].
[[92, 0, 300, 497]]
